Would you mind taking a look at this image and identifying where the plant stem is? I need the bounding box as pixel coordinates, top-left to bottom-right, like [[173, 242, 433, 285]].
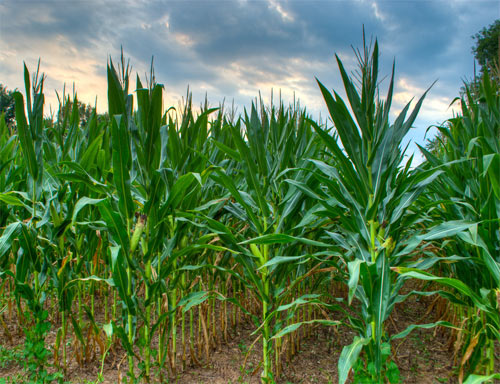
[[261, 242, 271, 383], [62, 309, 67, 373], [127, 264, 134, 380], [145, 261, 151, 381]]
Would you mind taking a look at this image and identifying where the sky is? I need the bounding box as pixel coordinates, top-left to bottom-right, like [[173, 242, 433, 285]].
[[1, 0, 499, 162]]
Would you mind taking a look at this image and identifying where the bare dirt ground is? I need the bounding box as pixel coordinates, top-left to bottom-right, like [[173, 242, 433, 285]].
[[0, 290, 463, 384]]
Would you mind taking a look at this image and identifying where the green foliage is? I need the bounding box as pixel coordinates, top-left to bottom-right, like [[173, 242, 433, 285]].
[[418, 64, 500, 380], [351, 343, 400, 383], [22, 309, 63, 384], [472, 19, 500, 72], [458, 19, 500, 101], [311, 36, 442, 384], [0, 344, 21, 369], [0, 35, 499, 384], [0, 84, 15, 126]]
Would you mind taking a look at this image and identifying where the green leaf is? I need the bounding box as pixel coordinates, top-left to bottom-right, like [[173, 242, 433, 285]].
[[19, 224, 38, 272], [272, 320, 340, 339], [112, 322, 136, 357], [107, 59, 128, 118], [103, 322, 113, 339], [144, 84, 164, 176], [338, 336, 369, 384], [212, 170, 262, 233], [276, 294, 322, 312], [421, 220, 475, 241], [72, 197, 105, 226], [258, 255, 305, 269], [164, 172, 202, 209], [177, 291, 210, 313], [394, 268, 491, 313], [63, 275, 114, 292], [457, 230, 500, 286], [240, 233, 330, 247], [71, 314, 85, 351], [79, 132, 104, 170], [98, 199, 129, 252], [483, 153, 500, 200], [13, 91, 38, 181], [0, 270, 14, 280], [0, 222, 22, 260], [0, 192, 24, 207], [111, 115, 134, 221], [463, 374, 500, 384], [212, 139, 241, 162], [57, 161, 109, 194], [110, 246, 136, 315], [374, 255, 391, 344], [386, 360, 400, 384], [15, 282, 35, 304], [347, 260, 362, 305], [390, 321, 454, 340], [228, 122, 270, 219]]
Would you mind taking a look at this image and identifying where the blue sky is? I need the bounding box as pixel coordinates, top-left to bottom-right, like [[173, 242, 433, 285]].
[[0, 0, 498, 162]]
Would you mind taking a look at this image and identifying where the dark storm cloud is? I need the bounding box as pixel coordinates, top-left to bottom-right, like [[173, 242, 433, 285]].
[[122, 1, 380, 101], [159, 1, 311, 60], [1, 0, 498, 150], [363, 1, 498, 87], [0, 0, 108, 48]]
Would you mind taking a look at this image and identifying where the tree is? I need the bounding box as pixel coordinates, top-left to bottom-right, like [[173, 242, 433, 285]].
[[472, 19, 500, 73], [0, 84, 15, 126], [57, 99, 95, 127], [427, 20, 500, 156]]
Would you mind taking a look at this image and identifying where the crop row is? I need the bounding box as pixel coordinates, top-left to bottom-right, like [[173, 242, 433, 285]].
[[0, 40, 499, 384]]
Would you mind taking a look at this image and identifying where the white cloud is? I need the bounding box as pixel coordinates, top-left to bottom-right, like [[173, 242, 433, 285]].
[[267, 0, 295, 22], [173, 32, 195, 48], [160, 13, 170, 29], [371, 1, 386, 22], [392, 77, 458, 125]]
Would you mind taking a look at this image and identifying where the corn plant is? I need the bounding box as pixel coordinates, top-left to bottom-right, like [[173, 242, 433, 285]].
[[1, 37, 498, 384], [0, 63, 70, 383], [191, 100, 340, 383], [414, 68, 500, 382], [152, 100, 221, 377], [300, 38, 458, 383]]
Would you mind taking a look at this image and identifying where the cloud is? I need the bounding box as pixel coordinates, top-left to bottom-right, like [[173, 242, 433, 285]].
[[267, 0, 295, 22], [0, 0, 498, 154]]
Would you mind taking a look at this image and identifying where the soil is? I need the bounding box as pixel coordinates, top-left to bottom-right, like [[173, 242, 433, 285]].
[[0, 290, 493, 384]]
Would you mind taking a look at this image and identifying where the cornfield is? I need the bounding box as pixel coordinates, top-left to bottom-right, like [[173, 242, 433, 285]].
[[0, 39, 499, 384]]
